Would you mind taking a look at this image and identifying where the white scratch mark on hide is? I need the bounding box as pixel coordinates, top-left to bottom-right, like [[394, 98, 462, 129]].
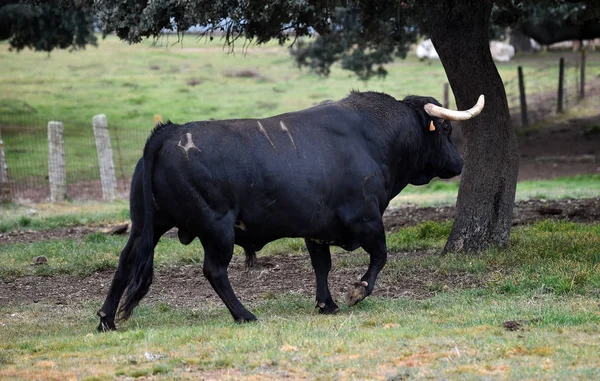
[[177, 132, 200, 159], [256, 121, 275, 149], [279, 121, 297, 151]]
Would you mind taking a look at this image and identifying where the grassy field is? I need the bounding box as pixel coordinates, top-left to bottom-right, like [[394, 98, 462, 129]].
[[2, 35, 600, 184], [1, 35, 600, 380], [1, 219, 600, 379]]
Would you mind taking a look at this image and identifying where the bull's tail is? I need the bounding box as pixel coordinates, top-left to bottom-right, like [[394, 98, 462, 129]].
[[244, 248, 257, 270], [118, 122, 173, 321]]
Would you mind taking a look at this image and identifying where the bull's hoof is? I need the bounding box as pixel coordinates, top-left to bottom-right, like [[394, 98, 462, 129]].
[[316, 301, 340, 314], [97, 310, 117, 332], [346, 281, 369, 306], [235, 313, 257, 324], [97, 320, 117, 332]]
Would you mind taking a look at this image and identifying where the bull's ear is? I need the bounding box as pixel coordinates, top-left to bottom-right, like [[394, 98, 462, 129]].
[[429, 120, 435, 132]]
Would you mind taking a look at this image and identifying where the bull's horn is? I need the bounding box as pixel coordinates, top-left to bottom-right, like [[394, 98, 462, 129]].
[[424, 94, 485, 121]]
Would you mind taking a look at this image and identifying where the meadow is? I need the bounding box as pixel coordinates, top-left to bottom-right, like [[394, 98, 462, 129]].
[[1, 35, 599, 186], [1, 212, 600, 379], [1, 35, 600, 380]]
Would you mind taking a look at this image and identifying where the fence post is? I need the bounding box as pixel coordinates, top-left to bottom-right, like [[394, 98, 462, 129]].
[[92, 114, 117, 201], [557, 57, 565, 113], [443, 83, 449, 108], [579, 47, 586, 99], [518, 66, 528, 127], [47, 121, 67, 202], [0, 128, 11, 202]]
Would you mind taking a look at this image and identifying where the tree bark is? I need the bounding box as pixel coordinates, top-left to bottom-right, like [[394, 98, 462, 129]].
[[427, 0, 519, 252]]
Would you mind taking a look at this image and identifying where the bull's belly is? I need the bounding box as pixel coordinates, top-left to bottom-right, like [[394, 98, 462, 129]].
[[232, 221, 360, 252]]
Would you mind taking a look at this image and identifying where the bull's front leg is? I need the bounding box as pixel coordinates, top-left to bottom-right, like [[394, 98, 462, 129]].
[[346, 220, 387, 306]]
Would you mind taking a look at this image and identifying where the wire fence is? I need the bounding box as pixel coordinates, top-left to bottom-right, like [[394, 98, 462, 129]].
[[1, 53, 599, 202], [503, 52, 600, 128], [0, 115, 148, 202]]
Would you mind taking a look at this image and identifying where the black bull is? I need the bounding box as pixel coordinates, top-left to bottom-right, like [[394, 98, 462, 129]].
[[97, 91, 471, 331]]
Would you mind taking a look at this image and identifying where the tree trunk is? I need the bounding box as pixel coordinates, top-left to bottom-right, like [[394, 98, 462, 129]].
[[427, 0, 519, 252]]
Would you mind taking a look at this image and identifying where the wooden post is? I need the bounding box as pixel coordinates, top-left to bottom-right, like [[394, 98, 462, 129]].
[[92, 114, 117, 201], [557, 57, 564, 113], [518, 66, 528, 127], [443, 83, 449, 108], [47, 121, 67, 202], [0, 128, 10, 202], [579, 47, 586, 99]]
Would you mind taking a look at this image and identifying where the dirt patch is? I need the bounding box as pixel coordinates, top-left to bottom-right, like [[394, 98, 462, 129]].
[[382, 197, 600, 230], [1, 198, 597, 313], [517, 115, 600, 180], [0, 249, 477, 310], [186, 77, 203, 87], [223, 69, 265, 79], [0, 225, 104, 245], [0, 226, 108, 245]]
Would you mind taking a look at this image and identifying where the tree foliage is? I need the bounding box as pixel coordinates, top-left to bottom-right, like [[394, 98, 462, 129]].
[[0, 0, 96, 52], [2, 1, 599, 77]]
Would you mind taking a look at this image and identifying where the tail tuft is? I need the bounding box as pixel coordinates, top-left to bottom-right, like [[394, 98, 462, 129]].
[[244, 248, 257, 270], [118, 234, 155, 321]]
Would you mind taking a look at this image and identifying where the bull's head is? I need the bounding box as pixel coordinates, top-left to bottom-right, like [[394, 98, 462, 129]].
[[403, 95, 485, 185]]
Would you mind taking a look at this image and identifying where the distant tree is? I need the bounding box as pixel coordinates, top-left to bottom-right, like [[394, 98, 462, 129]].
[[0, 0, 96, 52], [3, 1, 599, 252], [493, 1, 600, 47]]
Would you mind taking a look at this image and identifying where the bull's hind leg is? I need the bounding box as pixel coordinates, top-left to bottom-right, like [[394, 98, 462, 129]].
[[201, 227, 257, 323], [97, 228, 140, 331], [305, 239, 339, 314], [346, 220, 387, 306], [97, 225, 170, 331]]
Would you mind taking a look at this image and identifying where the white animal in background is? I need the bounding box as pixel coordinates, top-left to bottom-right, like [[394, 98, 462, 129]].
[[490, 41, 515, 62], [416, 39, 439, 60]]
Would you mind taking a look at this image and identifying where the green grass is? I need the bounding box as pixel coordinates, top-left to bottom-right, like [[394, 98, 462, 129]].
[[1, 287, 600, 379], [1, 219, 600, 378], [0, 200, 129, 233], [391, 174, 600, 207]]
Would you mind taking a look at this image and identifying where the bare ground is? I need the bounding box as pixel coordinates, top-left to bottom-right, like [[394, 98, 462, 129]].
[[1, 197, 598, 310], [0, 249, 477, 310]]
